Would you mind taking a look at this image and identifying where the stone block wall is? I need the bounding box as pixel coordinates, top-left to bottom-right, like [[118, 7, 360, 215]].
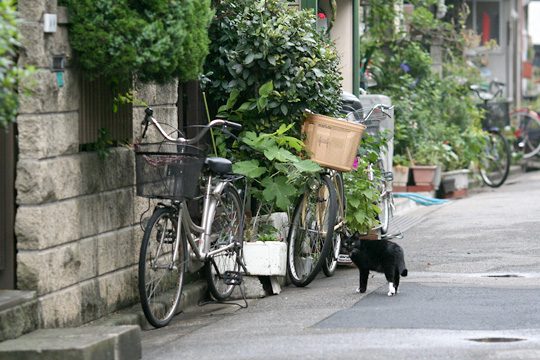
[[15, 0, 179, 328]]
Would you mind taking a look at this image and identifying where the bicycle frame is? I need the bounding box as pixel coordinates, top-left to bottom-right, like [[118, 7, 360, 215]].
[[167, 176, 237, 272]]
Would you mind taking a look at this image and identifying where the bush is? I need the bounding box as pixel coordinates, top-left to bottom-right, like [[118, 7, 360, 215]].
[[362, 0, 485, 171], [62, 0, 213, 84], [203, 0, 344, 212], [204, 0, 342, 133], [0, 0, 31, 127]]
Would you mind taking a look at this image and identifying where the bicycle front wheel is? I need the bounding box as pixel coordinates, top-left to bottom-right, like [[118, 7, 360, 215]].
[[479, 131, 511, 188], [323, 172, 345, 277], [288, 174, 337, 287], [138, 206, 186, 328], [205, 183, 244, 301], [517, 112, 540, 159]]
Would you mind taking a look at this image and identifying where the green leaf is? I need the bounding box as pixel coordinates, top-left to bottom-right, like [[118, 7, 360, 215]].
[[225, 89, 240, 110], [261, 176, 296, 210], [257, 97, 268, 112], [233, 160, 267, 178], [264, 146, 297, 162], [258, 80, 274, 97], [292, 160, 321, 173], [244, 53, 255, 65]]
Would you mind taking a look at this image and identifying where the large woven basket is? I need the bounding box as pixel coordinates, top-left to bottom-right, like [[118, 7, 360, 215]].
[[303, 114, 366, 172]]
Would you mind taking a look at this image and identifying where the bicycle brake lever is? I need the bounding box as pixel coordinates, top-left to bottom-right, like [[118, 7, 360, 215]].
[[222, 126, 238, 141]]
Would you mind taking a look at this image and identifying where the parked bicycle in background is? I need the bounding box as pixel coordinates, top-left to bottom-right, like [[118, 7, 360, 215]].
[[470, 81, 512, 188], [510, 103, 540, 170]]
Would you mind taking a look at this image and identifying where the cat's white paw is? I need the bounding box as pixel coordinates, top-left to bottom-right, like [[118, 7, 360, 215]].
[[355, 287, 361, 293], [388, 283, 396, 296]]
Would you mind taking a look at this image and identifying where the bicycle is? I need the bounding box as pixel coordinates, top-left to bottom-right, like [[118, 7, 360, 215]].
[[470, 82, 511, 187], [510, 107, 540, 162], [135, 107, 246, 328], [322, 104, 395, 276]]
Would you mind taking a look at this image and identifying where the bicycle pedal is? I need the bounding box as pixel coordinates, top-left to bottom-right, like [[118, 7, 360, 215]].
[[223, 271, 243, 286]]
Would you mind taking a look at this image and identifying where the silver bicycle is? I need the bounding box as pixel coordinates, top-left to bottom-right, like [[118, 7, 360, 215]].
[[135, 108, 246, 328]]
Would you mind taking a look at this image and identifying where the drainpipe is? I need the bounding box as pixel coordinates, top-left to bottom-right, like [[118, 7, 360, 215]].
[[353, 0, 360, 96]]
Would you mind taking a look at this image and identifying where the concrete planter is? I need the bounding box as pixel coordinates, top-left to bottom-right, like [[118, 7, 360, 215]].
[[243, 241, 287, 276], [392, 165, 409, 191], [440, 169, 470, 198]]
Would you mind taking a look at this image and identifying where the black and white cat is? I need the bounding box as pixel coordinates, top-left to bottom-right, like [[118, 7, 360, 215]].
[[345, 235, 408, 296]]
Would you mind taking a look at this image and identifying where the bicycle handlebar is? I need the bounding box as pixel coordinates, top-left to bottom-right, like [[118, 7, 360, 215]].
[[141, 107, 242, 144], [470, 80, 505, 102], [363, 103, 394, 122]]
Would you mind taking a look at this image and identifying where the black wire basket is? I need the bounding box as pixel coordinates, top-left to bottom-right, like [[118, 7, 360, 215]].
[[481, 101, 510, 129], [135, 142, 206, 200]]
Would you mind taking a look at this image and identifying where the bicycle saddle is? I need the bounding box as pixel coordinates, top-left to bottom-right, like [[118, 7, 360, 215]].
[[205, 157, 232, 174]]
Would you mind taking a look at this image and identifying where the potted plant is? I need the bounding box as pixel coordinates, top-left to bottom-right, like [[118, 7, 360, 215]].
[[392, 154, 410, 192], [407, 143, 442, 190], [243, 212, 288, 277]]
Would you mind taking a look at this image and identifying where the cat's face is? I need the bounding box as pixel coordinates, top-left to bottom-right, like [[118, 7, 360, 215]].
[[342, 234, 362, 253]]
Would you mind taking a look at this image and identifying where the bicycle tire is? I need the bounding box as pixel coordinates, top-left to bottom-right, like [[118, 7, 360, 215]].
[[479, 131, 511, 188], [323, 172, 345, 277], [205, 183, 244, 301], [287, 174, 337, 287], [138, 206, 186, 328], [517, 112, 540, 159]]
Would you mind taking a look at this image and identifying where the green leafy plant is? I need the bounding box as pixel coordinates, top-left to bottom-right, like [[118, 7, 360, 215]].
[[0, 0, 33, 127], [362, 0, 485, 172], [344, 134, 387, 234], [61, 0, 213, 85], [204, 0, 343, 212], [204, 0, 343, 134], [232, 123, 321, 211]]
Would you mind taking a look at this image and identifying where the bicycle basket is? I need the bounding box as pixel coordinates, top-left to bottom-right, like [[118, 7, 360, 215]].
[[135, 142, 205, 200], [481, 101, 510, 129]]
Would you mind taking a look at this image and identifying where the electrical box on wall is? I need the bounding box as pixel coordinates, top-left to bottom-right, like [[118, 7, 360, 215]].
[[43, 14, 57, 33]]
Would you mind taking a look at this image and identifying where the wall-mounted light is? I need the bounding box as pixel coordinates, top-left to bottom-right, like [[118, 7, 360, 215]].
[[43, 14, 57, 33]]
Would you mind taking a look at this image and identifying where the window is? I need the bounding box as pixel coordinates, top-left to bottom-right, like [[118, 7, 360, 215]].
[[466, 0, 501, 46], [79, 76, 133, 148]]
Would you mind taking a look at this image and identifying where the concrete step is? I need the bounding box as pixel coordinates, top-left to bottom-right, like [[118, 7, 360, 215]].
[[0, 325, 140, 360], [0, 290, 38, 342]]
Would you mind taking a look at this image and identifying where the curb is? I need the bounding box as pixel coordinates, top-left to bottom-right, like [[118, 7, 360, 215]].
[[0, 326, 141, 360]]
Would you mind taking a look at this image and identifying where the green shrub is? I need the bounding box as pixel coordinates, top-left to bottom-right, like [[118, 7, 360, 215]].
[[62, 0, 213, 84], [362, 0, 485, 171], [204, 0, 343, 212], [204, 0, 342, 133], [0, 0, 32, 127]]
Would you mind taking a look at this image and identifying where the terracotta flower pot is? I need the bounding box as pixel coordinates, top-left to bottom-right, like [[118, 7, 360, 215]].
[[411, 165, 438, 186]]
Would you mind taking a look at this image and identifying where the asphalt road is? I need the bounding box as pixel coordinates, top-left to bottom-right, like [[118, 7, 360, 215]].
[[141, 169, 540, 360]]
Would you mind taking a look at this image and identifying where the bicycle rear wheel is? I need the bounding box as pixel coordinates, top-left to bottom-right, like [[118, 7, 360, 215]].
[[288, 174, 337, 286], [205, 183, 244, 301], [517, 112, 540, 159], [479, 131, 511, 188], [323, 172, 344, 277], [138, 206, 186, 328]]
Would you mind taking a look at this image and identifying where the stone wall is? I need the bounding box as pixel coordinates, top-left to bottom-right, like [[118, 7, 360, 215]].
[[15, 0, 178, 328]]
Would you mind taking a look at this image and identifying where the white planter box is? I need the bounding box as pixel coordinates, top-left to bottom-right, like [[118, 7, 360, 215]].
[[243, 241, 287, 276], [442, 169, 470, 189]]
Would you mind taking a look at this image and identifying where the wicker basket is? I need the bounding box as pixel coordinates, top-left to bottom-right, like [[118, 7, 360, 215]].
[[135, 142, 205, 200], [303, 114, 366, 172]]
